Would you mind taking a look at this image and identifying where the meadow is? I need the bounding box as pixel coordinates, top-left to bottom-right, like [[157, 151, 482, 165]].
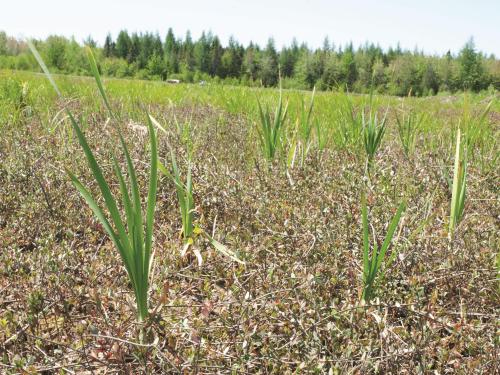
[[0, 61, 498, 373]]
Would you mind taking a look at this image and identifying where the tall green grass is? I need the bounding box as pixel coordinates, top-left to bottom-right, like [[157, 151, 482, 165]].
[[361, 193, 405, 301], [363, 106, 388, 170], [460, 96, 495, 174], [335, 97, 363, 149], [164, 148, 195, 248], [461, 95, 492, 152], [0, 77, 34, 128], [151, 117, 245, 265], [287, 87, 315, 168], [256, 85, 288, 160], [29, 42, 159, 336], [296, 87, 316, 164], [396, 109, 424, 158], [449, 128, 467, 238]]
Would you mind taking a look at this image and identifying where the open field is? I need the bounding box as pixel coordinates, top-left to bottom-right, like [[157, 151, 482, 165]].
[[0, 68, 499, 373]]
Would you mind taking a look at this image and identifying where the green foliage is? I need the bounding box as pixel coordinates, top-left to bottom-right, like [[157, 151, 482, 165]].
[[295, 52, 323, 89], [1, 59, 498, 370], [29, 42, 159, 335], [101, 57, 131, 78], [341, 47, 357, 90], [288, 87, 315, 167], [257, 85, 289, 160], [449, 128, 467, 238], [421, 62, 440, 95], [388, 55, 420, 96], [461, 95, 493, 152], [151, 117, 245, 265], [1, 29, 497, 96], [336, 97, 363, 149], [362, 104, 387, 167], [0, 78, 31, 111], [167, 148, 194, 245], [103, 33, 116, 58], [396, 108, 424, 157], [159, 148, 244, 265], [147, 53, 166, 79], [298, 86, 315, 150], [361, 194, 405, 301], [45, 35, 67, 71], [85, 47, 114, 116], [0, 78, 32, 127], [70, 118, 158, 327], [0, 31, 7, 55], [458, 38, 488, 91], [460, 97, 497, 174], [116, 30, 132, 60], [260, 38, 279, 87]]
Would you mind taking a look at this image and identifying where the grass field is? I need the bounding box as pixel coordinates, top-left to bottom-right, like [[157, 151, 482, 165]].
[[0, 67, 499, 373]]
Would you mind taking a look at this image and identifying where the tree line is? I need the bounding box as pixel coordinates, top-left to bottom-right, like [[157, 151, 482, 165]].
[[0, 29, 498, 96]]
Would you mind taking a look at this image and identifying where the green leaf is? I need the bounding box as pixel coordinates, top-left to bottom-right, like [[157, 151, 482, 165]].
[[86, 46, 115, 119], [205, 233, 246, 265]]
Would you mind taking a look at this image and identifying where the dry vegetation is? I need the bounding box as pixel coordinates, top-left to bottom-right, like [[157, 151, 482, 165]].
[[0, 68, 499, 374]]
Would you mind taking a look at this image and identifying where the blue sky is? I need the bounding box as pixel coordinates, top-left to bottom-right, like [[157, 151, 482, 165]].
[[4, 0, 499, 56]]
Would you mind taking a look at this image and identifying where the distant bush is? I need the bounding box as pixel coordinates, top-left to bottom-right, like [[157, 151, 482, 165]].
[[281, 77, 306, 90], [135, 69, 150, 80]]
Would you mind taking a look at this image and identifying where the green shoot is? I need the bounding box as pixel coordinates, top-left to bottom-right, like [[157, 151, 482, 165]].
[[396, 109, 424, 158], [287, 87, 315, 170], [361, 193, 405, 302], [149, 118, 195, 252], [363, 107, 388, 170], [70, 117, 158, 327], [150, 116, 245, 265], [335, 97, 363, 149], [449, 128, 468, 238], [28, 42, 159, 332], [256, 85, 288, 160], [314, 118, 328, 151], [461, 94, 492, 152], [297, 87, 315, 164], [286, 120, 299, 170], [169, 148, 195, 247], [85, 47, 115, 119]]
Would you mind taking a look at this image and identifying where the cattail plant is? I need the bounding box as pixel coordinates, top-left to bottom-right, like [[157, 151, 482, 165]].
[[461, 95, 492, 152], [163, 147, 197, 258], [29, 43, 158, 338], [150, 116, 245, 266], [256, 83, 288, 161], [363, 107, 388, 171], [0, 79, 32, 126], [461, 98, 493, 174], [361, 193, 405, 301], [335, 98, 363, 149], [396, 109, 424, 158], [294, 87, 316, 166], [449, 128, 468, 238], [314, 117, 328, 151]]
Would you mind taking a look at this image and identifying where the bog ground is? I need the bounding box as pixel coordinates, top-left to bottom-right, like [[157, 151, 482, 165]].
[[0, 70, 499, 374]]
